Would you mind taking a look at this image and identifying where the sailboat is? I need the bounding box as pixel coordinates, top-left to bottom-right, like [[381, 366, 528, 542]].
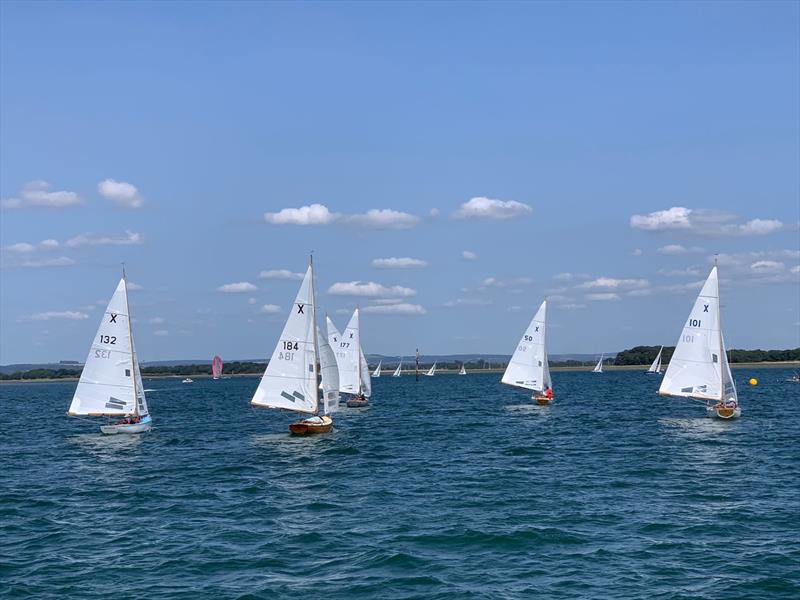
[[646, 346, 663, 375], [212, 355, 223, 379], [424, 362, 437, 376], [251, 257, 333, 434], [372, 360, 382, 378], [67, 270, 151, 434], [327, 311, 371, 407], [501, 299, 553, 405], [459, 364, 467, 375], [592, 354, 604, 373], [658, 263, 740, 419], [392, 359, 403, 377]]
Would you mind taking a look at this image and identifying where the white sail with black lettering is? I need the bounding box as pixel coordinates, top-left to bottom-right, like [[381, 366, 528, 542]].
[[336, 309, 370, 396], [69, 278, 142, 416], [251, 266, 317, 413], [501, 299, 550, 393], [659, 266, 734, 402]]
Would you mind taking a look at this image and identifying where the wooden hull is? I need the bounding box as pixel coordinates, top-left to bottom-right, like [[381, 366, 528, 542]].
[[534, 395, 553, 406], [709, 406, 741, 419], [346, 397, 369, 408], [289, 415, 332, 435]]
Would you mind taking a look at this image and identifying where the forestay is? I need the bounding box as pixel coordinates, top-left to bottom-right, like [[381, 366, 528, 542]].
[[69, 278, 146, 416], [501, 299, 550, 393], [251, 266, 318, 413], [318, 326, 340, 413], [659, 266, 735, 402]]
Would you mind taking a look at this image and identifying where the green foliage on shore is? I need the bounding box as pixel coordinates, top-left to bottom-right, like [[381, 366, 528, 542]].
[[614, 346, 800, 365]]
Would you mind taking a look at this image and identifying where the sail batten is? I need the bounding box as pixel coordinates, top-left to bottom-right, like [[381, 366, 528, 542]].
[[502, 300, 550, 393]]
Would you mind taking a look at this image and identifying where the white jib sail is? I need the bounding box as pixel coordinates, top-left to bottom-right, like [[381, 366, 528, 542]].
[[332, 310, 367, 396], [317, 326, 340, 413], [372, 361, 382, 377], [360, 347, 372, 397], [459, 364, 466, 375], [69, 278, 144, 416], [648, 346, 663, 373], [251, 266, 318, 413], [393, 360, 403, 376], [659, 266, 732, 402], [501, 299, 550, 393], [426, 362, 436, 376], [593, 354, 604, 373]]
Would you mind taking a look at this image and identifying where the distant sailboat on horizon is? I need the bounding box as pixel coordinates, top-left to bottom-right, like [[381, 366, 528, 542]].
[[372, 360, 382, 378], [646, 347, 663, 375], [459, 363, 467, 375], [502, 299, 554, 405], [327, 310, 371, 407], [212, 355, 223, 380], [392, 359, 403, 377], [424, 362, 437, 377], [658, 263, 740, 419], [592, 354, 604, 373], [67, 269, 151, 434], [250, 256, 334, 434]]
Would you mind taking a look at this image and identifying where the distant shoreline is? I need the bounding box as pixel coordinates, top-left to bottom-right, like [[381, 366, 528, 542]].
[[1, 361, 797, 384]]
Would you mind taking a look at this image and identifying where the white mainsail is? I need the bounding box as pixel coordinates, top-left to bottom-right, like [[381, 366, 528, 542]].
[[647, 346, 663, 374], [425, 362, 437, 376], [593, 354, 604, 373], [459, 364, 467, 375], [392, 359, 403, 377], [318, 326, 340, 413], [372, 360, 382, 378], [69, 277, 147, 417], [659, 266, 737, 403], [501, 299, 550, 393], [251, 265, 319, 414], [332, 309, 371, 397]]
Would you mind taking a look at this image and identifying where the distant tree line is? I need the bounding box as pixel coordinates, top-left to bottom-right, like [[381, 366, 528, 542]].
[[2, 349, 798, 381], [613, 345, 800, 366]]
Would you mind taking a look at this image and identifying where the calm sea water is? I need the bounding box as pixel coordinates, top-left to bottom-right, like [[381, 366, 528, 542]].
[[1, 369, 799, 599]]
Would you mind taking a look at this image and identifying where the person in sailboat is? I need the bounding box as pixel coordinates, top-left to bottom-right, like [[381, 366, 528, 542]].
[[544, 387, 554, 401]]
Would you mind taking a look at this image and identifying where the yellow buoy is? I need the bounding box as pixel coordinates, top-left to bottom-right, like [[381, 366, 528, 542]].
[[749, 378, 758, 386]]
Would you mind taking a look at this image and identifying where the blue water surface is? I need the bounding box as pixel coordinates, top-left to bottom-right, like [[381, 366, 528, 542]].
[[1, 369, 798, 599]]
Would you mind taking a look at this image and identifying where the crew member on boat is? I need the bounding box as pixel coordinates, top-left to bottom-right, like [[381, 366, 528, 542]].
[[544, 387, 554, 400]]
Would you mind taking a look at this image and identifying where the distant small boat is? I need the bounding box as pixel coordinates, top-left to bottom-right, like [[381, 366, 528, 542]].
[[371, 360, 382, 378], [659, 263, 740, 419], [502, 299, 554, 405], [251, 256, 334, 434], [182, 378, 194, 384], [328, 310, 371, 407], [646, 347, 663, 375], [592, 354, 604, 373], [786, 371, 800, 383], [424, 362, 437, 377], [212, 355, 223, 380], [67, 269, 152, 434], [392, 359, 403, 377], [459, 364, 467, 375]]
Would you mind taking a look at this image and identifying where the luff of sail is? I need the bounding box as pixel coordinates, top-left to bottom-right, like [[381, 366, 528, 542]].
[[501, 299, 550, 392], [69, 278, 146, 416], [659, 266, 736, 403], [251, 266, 318, 413]]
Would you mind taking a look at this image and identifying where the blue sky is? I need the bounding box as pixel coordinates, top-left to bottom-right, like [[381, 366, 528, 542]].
[[1, 1, 798, 364]]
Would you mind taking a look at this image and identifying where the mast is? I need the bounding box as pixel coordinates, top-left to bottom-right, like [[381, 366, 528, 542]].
[[310, 254, 321, 413], [356, 307, 362, 395], [716, 258, 724, 402], [122, 264, 139, 417]]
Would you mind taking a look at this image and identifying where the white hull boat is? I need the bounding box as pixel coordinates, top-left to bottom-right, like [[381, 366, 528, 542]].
[[101, 415, 153, 435]]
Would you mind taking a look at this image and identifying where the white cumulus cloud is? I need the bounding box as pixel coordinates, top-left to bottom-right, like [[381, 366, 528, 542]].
[[750, 260, 784, 272], [259, 304, 282, 314], [346, 209, 420, 230], [657, 244, 705, 255], [217, 282, 258, 293], [371, 257, 428, 268], [26, 310, 88, 321], [259, 269, 304, 280], [579, 277, 650, 290], [98, 179, 144, 209], [2, 181, 82, 209], [264, 203, 339, 225], [328, 281, 416, 298], [630, 207, 693, 231], [362, 303, 427, 315], [453, 197, 533, 220], [631, 207, 784, 236], [586, 293, 621, 301], [66, 230, 142, 248], [462, 250, 478, 261]]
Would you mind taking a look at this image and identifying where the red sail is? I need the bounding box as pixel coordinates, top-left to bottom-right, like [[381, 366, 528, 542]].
[[211, 355, 223, 379]]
